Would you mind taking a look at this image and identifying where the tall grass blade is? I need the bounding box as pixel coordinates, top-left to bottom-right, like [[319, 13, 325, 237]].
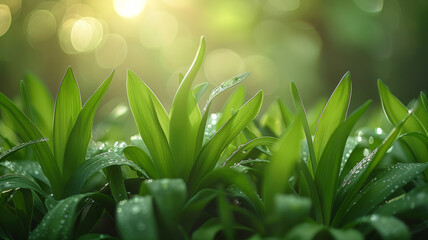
[[127, 70, 174, 177], [313, 72, 352, 161], [123, 146, 159, 179], [62, 71, 113, 181], [169, 37, 205, 179], [263, 112, 304, 212], [53, 67, 82, 172]]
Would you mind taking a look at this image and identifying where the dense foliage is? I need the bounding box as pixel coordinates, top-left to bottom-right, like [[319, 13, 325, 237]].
[[1, 38, 428, 240]]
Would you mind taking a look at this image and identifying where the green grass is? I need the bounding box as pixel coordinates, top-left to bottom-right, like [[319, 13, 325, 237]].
[[1, 37, 428, 239]]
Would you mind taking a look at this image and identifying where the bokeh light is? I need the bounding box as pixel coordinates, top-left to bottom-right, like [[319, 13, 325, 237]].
[[0, 4, 12, 38], [71, 17, 103, 52], [27, 10, 57, 42], [204, 49, 242, 85], [114, 0, 146, 18], [353, 0, 383, 14]]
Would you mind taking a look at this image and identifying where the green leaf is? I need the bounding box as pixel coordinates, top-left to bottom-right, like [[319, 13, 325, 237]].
[[192, 82, 209, 102], [127, 70, 173, 178], [222, 137, 277, 167], [62, 71, 114, 181], [342, 163, 428, 224], [313, 72, 352, 161], [0, 137, 48, 161], [20, 73, 54, 140], [169, 37, 205, 179], [315, 101, 370, 224], [12, 189, 34, 232], [29, 193, 114, 240], [53, 67, 82, 172], [217, 86, 246, 129], [64, 152, 144, 197], [0, 201, 27, 240], [349, 215, 410, 240], [378, 80, 427, 134], [284, 222, 324, 240], [144, 179, 187, 232], [116, 196, 158, 240], [0, 174, 47, 198], [375, 185, 428, 216], [77, 234, 119, 240], [194, 168, 263, 214], [277, 99, 294, 129], [290, 81, 318, 173], [0, 92, 61, 196], [190, 91, 263, 186], [123, 146, 159, 179], [105, 165, 127, 203], [333, 114, 410, 226], [263, 112, 304, 212]]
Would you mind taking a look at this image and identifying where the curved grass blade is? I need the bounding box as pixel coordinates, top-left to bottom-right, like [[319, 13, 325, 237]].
[[127, 70, 173, 178], [62, 71, 114, 181], [290, 82, 318, 173], [123, 145, 159, 179], [262, 112, 304, 213], [342, 163, 428, 224], [314, 101, 371, 224], [192, 218, 222, 240], [64, 152, 144, 197], [105, 165, 127, 203], [116, 196, 158, 240], [277, 99, 294, 129], [217, 86, 246, 129], [20, 73, 54, 139], [195, 73, 250, 161], [333, 114, 410, 226], [192, 82, 209, 102], [169, 37, 205, 179], [53, 67, 82, 171], [0, 201, 27, 240], [0, 174, 47, 198], [29, 193, 114, 240], [375, 185, 428, 216], [313, 72, 352, 161], [0, 92, 61, 196], [0, 137, 48, 161], [190, 91, 263, 186], [222, 137, 277, 167]]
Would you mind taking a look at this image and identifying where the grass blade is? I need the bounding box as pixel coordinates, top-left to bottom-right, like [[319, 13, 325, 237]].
[[0, 137, 48, 161], [217, 86, 246, 129], [0, 92, 61, 196], [277, 99, 294, 129], [20, 73, 54, 140], [64, 152, 144, 197], [262, 112, 304, 212], [105, 165, 127, 203], [127, 70, 174, 177], [192, 82, 209, 102], [123, 146, 159, 179], [53, 67, 82, 172], [62, 71, 113, 181], [333, 113, 410, 226], [375, 185, 428, 216], [0, 174, 47, 198], [315, 101, 371, 224], [190, 91, 263, 185], [169, 37, 205, 179], [342, 163, 428, 224], [313, 72, 352, 161], [347, 215, 410, 240], [116, 196, 158, 240]]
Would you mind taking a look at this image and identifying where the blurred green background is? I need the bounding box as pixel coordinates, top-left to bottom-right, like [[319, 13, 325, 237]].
[[0, 0, 427, 112]]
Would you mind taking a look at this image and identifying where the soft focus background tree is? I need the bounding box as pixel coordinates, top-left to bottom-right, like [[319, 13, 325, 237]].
[[0, 0, 427, 116]]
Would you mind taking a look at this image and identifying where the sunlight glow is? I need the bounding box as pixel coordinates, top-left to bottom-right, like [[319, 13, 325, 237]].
[[71, 17, 103, 52], [0, 4, 12, 38], [114, 0, 146, 18]]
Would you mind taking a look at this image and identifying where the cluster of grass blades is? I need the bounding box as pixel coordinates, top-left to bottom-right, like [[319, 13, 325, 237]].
[[1, 37, 428, 240]]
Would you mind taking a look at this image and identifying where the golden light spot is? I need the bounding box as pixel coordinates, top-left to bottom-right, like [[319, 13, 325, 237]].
[[1, 0, 21, 14], [139, 11, 178, 49], [0, 4, 12, 38], [204, 49, 242, 85], [114, 0, 146, 18], [70, 17, 103, 52], [27, 10, 57, 42], [95, 34, 128, 68]]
